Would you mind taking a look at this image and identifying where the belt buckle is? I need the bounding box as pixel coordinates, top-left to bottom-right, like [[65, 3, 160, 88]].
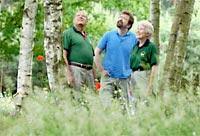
[[80, 63, 83, 67]]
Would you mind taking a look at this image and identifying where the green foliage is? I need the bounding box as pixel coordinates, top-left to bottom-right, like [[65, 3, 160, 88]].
[[101, 0, 149, 20], [0, 89, 200, 135], [0, 0, 47, 90], [0, 61, 17, 96], [32, 60, 48, 88], [0, 1, 23, 61], [0, 1, 23, 96], [62, 0, 95, 29], [87, 12, 107, 46], [183, 7, 200, 91], [33, 0, 45, 58]]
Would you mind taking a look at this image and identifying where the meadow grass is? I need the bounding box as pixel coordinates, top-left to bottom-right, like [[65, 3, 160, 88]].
[[0, 88, 199, 136]]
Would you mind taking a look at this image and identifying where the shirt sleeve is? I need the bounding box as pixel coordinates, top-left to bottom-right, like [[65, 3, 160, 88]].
[[63, 30, 71, 50], [150, 44, 159, 66], [97, 32, 109, 50]]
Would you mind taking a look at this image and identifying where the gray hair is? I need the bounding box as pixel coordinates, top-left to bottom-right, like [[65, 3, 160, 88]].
[[138, 20, 154, 38]]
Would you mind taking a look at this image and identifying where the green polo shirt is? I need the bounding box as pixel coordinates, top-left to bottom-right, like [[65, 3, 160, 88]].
[[63, 26, 94, 65], [130, 39, 158, 71]]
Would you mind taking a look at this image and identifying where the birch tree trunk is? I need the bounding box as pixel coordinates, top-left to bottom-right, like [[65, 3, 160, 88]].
[[15, 0, 38, 106], [150, 0, 160, 46], [161, 0, 195, 91], [44, 0, 62, 91], [171, 0, 195, 91]]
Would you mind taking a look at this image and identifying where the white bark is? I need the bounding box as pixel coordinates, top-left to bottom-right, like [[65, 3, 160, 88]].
[[15, 0, 38, 106], [44, 0, 62, 91]]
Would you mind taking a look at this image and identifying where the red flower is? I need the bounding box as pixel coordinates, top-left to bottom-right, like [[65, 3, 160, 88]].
[[36, 55, 44, 61], [95, 82, 101, 90]]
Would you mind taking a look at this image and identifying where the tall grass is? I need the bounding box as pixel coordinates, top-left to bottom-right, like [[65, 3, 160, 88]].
[[0, 88, 200, 136]]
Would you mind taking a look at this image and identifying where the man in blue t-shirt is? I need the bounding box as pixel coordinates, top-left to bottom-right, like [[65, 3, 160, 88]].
[[94, 11, 137, 112]]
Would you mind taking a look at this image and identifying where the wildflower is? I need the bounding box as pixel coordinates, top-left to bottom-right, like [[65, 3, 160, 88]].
[[95, 82, 101, 90], [36, 55, 44, 61]]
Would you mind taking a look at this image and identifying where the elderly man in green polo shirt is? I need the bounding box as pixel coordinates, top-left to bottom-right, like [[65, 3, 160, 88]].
[[63, 10, 95, 93], [130, 20, 158, 98]]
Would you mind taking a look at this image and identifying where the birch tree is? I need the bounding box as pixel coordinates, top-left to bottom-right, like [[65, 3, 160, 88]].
[[162, 0, 195, 91], [15, 0, 38, 107], [150, 0, 160, 46], [44, 0, 62, 91]]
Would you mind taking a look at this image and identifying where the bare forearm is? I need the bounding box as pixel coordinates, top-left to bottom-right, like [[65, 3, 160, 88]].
[[95, 57, 103, 72], [147, 65, 157, 94], [94, 48, 104, 72], [63, 50, 73, 76], [63, 50, 74, 85], [63, 50, 70, 69]]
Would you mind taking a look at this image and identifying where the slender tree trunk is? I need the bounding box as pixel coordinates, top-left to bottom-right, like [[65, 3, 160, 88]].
[[161, 0, 195, 92], [150, 0, 160, 46], [172, 0, 195, 90], [15, 0, 38, 106], [44, 0, 62, 91], [160, 0, 181, 92]]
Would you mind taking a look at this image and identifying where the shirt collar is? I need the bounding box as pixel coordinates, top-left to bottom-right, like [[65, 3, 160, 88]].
[[73, 26, 87, 39], [115, 29, 131, 36], [136, 39, 150, 48]]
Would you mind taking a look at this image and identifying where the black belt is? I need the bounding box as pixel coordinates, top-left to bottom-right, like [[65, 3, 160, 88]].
[[70, 62, 92, 70]]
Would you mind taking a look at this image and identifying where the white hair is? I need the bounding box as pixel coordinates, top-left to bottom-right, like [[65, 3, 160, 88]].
[[138, 20, 154, 38]]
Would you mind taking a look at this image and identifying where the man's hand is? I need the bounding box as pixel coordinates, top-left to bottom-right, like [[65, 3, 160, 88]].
[[146, 65, 157, 96], [66, 69, 74, 87], [102, 69, 109, 77]]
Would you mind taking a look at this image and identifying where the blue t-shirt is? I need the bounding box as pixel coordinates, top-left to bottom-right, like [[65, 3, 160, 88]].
[[98, 30, 137, 78]]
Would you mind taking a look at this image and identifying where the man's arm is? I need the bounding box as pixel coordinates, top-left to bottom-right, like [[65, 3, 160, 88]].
[[147, 42, 159, 96], [94, 47, 109, 76], [63, 50, 74, 86], [147, 65, 157, 96]]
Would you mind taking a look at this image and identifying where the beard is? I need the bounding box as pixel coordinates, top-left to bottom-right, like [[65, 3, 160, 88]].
[[117, 20, 123, 28]]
